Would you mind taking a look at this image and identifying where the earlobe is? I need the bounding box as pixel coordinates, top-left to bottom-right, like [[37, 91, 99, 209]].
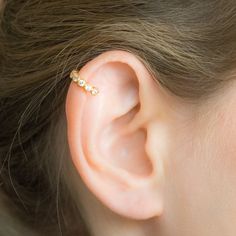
[[66, 50, 164, 219]]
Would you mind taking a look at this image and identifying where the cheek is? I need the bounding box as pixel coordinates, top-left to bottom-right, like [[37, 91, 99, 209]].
[[163, 99, 236, 229], [211, 82, 236, 168], [184, 92, 236, 183], [211, 106, 236, 174], [189, 100, 236, 196]]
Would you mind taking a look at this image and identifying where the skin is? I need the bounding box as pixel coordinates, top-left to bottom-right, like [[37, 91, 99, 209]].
[[66, 50, 236, 236]]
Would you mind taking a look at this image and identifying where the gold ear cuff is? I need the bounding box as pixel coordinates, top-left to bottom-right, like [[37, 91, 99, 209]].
[[70, 69, 99, 96]]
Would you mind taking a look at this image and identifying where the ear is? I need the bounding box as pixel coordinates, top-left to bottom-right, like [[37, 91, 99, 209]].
[[66, 50, 168, 220]]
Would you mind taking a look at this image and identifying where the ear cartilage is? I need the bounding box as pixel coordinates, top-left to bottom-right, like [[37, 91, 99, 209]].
[[70, 69, 99, 96]]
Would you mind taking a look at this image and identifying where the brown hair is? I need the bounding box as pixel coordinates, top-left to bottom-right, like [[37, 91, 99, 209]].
[[0, 0, 236, 235]]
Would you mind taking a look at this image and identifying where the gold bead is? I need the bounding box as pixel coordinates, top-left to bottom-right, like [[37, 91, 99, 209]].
[[70, 70, 99, 96]]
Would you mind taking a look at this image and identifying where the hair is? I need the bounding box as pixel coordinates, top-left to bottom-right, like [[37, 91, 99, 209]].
[[0, 0, 236, 235]]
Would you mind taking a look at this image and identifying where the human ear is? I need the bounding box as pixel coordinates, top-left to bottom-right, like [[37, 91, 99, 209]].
[[66, 50, 167, 220]]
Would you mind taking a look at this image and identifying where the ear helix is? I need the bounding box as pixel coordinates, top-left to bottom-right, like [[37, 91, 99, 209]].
[[70, 69, 99, 96]]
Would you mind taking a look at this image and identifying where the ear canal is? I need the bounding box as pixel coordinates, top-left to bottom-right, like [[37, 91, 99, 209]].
[[100, 105, 153, 177]]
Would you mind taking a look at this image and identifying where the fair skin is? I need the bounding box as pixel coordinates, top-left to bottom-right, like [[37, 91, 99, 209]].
[[66, 50, 236, 236]]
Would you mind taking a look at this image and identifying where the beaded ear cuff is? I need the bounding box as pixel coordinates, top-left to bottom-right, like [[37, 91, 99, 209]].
[[70, 69, 99, 96]]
